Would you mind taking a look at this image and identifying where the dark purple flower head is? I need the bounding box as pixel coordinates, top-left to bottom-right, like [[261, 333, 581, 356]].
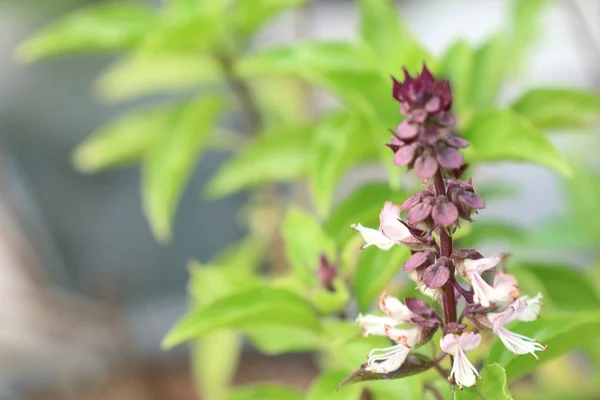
[[316, 254, 337, 292], [446, 179, 486, 221], [392, 65, 453, 114]]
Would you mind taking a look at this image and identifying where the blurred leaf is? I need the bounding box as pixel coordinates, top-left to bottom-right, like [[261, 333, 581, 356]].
[[510, 0, 549, 63], [187, 262, 260, 304], [512, 88, 600, 131], [252, 77, 309, 127], [17, 3, 157, 62], [72, 104, 178, 173], [512, 264, 600, 311], [455, 364, 513, 399], [563, 169, 600, 241], [463, 109, 572, 176], [338, 353, 432, 388], [246, 325, 323, 355], [460, 221, 526, 248], [307, 370, 362, 400], [142, 96, 225, 242], [358, 0, 435, 72], [468, 35, 509, 109], [96, 54, 222, 101], [487, 311, 600, 381], [525, 215, 594, 250], [355, 247, 410, 312], [205, 126, 315, 198], [475, 182, 519, 201], [366, 378, 424, 400], [163, 286, 322, 349], [234, 0, 307, 37], [440, 39, 474, 123], [326, 183, 406, 247], [310, 113, 368, 217], [225, 384, 304, 400], [210, 235, 266, 273], [311, 278, 351, 314], [282, 206, 336, 286]]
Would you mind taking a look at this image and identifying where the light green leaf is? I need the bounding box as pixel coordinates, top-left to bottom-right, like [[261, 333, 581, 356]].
[[355, 246, 410, 312], [455, 364, 513, 400], [162, 286, 322, 349], [234, 0, 307, 37], [326, 183, 407, 247], [204, 125, 315, 198], [441, 39, 474, 123], [142, 96, 225, 243], [187, 262, 260, 305], [245, 325, 323, 355], [487, 311, 600, 381], [512, 264, 600, 311], [510, 0, 549, 63], [512, 88, 600, 130], [72, 104, 179, 173], [468, 34, 509, 109], [463, 109, 572, 176], [282, 206, 336, 286], [225, 384, 304, 400], [310, 113, 372, 217], [16, 3, 156, 62], [358, 0, 435, 73], [96, 54, 222, 101], [307, 370, 362, 400], [311, 278, 351, 314], [210, 235, 266, 273], [459, 221, 526, 248]]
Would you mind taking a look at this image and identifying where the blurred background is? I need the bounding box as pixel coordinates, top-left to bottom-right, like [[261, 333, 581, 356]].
[[0, 0, 599, 399]]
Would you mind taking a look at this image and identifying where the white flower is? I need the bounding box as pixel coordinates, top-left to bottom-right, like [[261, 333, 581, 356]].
[[351, 201, 427, 251], [356, 293, 423, 373], [487, 294, 546, 358], [440, 332, 481, 388], [459, 255, 517, 307]]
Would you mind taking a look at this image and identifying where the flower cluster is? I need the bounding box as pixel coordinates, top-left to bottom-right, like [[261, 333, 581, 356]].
[[350, 65, 546, 389]]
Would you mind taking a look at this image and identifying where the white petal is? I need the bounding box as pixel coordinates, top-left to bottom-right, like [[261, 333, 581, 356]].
[[463, 254, 504, 275], [439, 333, 460, 354], [379, 201, 410, 242], [451, 349, 479, 388], [517, 293, 543, 322], [492, 273, 520, 307], [379, 293, 413, 323], [384, 326, 421, 347], [351, 223, 395, 250], [488, 302, 519, 330], [356, 314, 398, 337], [366, 344, 411, 373], [469, 272, 497, 307], [496, 327, 546, 358], [458, 332, 482, 352]]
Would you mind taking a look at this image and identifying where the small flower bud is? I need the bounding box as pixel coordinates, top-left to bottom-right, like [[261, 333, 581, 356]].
[[316, 254, 337, 292], [431, 196, 459, 228], [422, 257, 451, 289]]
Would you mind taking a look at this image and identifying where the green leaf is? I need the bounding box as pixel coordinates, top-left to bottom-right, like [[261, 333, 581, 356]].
[[204, 126, 315, 198], [468, 35, 510, 109], [311, 278, 351, 314], [187, 262, 260, 305], [463, 109, 572, 176], [326, 183, 406, 247], [210, 235, 266, 274], [512, 264, 600, 311], [455, 364, 513, 400], [512, 88, 600, 130], [246, 325, 323, 355], [459, 221, 526, 248], [225, 384, 304, 400], [162, 286, 322, 349], [96, 54, 222, 101], [17, 3, 156, 62], [72, 104, 179, 173], [510, 0, 549, 63], [440, 39, 474, 123], [355, 246, 410, 312], [281, 206, 336, 286], [142, 96, 225, 243], [310, 113, 371, 217], [307, 370, 362, 400], [234, 0, 307, 37], [487, 311, 600, 381]]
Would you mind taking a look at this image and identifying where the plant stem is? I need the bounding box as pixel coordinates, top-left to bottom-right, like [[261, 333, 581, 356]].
[[433, 172, 457, 325]]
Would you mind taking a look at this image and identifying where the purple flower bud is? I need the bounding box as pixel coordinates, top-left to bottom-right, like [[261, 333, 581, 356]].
[[442, 322, 468, 336], [422, 257, 451, 289], [393, 143, 419, 167], [436, 146, 464, 169], [405, 297, 433, 315], [316, 254, 337, 292], [407, 201, 433, 224], [446, 135, 469, 149], [392, 65, 453, 116], [414, 154, 438, 179], [432, 196, 459, 227], [451, 248, 484, 261], [402, 250, 434, 271], [396, 120, 419, 140]]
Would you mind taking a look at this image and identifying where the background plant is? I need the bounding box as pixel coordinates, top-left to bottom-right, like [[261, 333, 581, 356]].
[[17, 0, 600, 399]]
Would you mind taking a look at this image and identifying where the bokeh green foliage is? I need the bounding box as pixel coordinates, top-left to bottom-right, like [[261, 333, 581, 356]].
[[18, 0, 600, 399]]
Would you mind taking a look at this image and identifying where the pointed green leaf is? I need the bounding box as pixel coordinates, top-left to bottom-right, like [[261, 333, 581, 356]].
[[455, 364, 513, 400], [468, 35, 510, 109], [17, 3, 156, 62], [96, 54, 222, 102], [225, 384, 304, 400], [487, 311, 600, 381], [355, 246, 411, 312], [162, 286, 321, 349], [204, 125, 315, 198], [142, 96, 225, 242], [307, 371, 362, 400], [463, 109, 572, 176], [510, 0, 549, 63], [234, 0, 307, 37], [512, 88, 600, 130], [72, 104, 179, 173], [245, 325, 323, 355]]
